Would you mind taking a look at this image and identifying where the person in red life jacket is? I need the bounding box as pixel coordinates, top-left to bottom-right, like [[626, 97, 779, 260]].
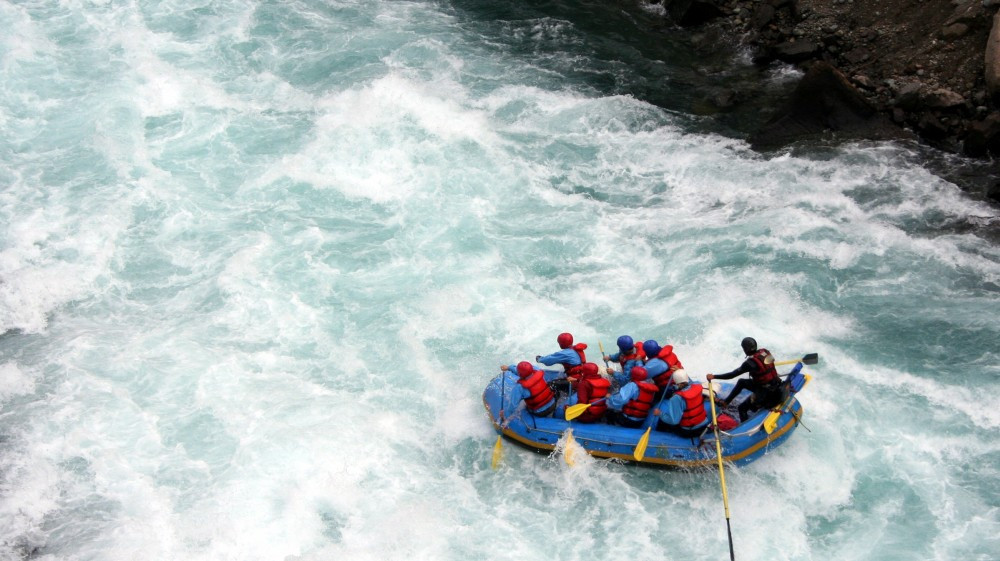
[[706, 337, 784, 423], [603, 335, 646, 389], [499, 361, 557, 417], [605, 366, 658, 428], [535, 332, 588, 387], [641, 339, 684, 399], [563, 362, 610, 423], [652, 369, 709, 437]]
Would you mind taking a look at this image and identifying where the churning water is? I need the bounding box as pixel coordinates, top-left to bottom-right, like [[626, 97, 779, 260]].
[[1, 1, 998, 560]]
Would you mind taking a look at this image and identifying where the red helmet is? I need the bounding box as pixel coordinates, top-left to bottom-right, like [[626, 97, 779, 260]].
[[516, 361, 534, 377], [630, 366, 648, 383], [557, 332, 574, 349], [581, 362, 599, 378]]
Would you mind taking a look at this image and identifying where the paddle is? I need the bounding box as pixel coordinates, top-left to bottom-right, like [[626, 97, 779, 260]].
[[564, 397, 607, 421], [491, 435, 503, 470], [708, 380, 737, 561], [773, 353, 818, 367], [763, 374, 812, 434], [598, 340, 611, 371], [492, 367, 507, 470], [633, 426, 651, 461]]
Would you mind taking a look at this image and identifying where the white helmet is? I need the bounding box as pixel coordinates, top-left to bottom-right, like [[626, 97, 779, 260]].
[[671, 368, 689, 386]]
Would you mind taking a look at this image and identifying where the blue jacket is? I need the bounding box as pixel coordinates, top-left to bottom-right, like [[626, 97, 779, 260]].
[[607, 382, 643, 421], [608, 351, 644, 382], [657, 393, 709, 430], [643, 357, 669, 380], [502, 367, 561, 417], [537, 348, 582, 370]]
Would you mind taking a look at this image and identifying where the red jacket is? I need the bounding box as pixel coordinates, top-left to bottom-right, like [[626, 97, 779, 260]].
[[574, 374, 610, 423], [651, 345, 685, 389], [517, 370, 554, 412], [563, 343, 589, 378], [677, 383, 708, 428], [623, 381, 658, 419], [749, 349, 779, 385]]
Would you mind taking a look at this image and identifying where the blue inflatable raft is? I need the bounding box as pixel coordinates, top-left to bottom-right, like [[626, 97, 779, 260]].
[[483, 364, 811, 468]]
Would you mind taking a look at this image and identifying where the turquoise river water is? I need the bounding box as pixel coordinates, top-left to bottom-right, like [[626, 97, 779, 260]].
[[1, 1, 999, 560]]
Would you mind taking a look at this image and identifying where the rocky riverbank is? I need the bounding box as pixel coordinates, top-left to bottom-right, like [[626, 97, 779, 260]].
[[659, 0, 1000, 200]]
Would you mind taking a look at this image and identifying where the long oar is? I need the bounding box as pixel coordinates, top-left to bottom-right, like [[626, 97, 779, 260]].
[[708, 381, 736, 561], [491, 369, 507, 470], [564, 397, 607, 421], [773, 353, 818, 367]]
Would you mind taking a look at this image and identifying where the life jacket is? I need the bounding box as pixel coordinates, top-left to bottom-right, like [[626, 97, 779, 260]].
[[748, 348, 779, 385], [562, 343, 589, 377], [650, 345, 685, 389], [517, 369, 555, 412], [678, 383, 708, 428], [622, 381, 658, 419], [616, 341, 646, 369], [575, 375, 610, 423]]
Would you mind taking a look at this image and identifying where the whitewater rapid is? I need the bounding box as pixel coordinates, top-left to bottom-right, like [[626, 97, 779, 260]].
[[1, 1, 998, 560]]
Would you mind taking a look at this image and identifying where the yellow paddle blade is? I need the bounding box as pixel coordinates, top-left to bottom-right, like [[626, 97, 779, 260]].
[[564, 402, 592, 421], [764, 374, 812, 434], [491, 435, 503, 470], [763, 409, 781, 434], [633, 426, 651, 461]]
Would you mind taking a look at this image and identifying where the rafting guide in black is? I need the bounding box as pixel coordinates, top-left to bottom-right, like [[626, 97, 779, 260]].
[[706, 337, 784, 422]]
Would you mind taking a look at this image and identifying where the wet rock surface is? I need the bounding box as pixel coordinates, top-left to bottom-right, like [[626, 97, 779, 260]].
[[662, 0, 1000, 169]]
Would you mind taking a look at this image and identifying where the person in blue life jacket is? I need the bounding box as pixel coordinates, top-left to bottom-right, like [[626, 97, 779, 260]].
[[641, 339, 684, 399], [500, 361, 558, 418], [536, 332, 588, 390], [606, 366, 658, 428], [652, 369, 710, 438], [603, 335, 646, 388], [706, 337, 783, 423]]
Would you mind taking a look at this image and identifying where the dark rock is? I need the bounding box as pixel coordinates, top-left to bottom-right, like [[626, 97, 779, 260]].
[[987, 181, 1000, 204], [945, 0, 985, 26], [748, 61, 912, 150], [922, 88, 966, 109], [667, 0, 726, 27], [751, 4, 776, 29], [940, 23, 970, 40], [842, 48, 871, 64], [770, 40, 822, 63], [895, 82, 925, 111], [962, 113, 1000, 157], [852, 74, 874, 89], [916, 113, 949, 139]]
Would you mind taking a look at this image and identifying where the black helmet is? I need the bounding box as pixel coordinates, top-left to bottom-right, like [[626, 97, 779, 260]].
[[741, 337, 757, 355]]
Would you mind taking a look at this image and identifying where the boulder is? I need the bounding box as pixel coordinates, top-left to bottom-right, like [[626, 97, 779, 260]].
[[962, 113, 1000, 157], [922, 88, 966, 109], [771, 40, 822, 63], [748, 61, 911, 151], [986, 12, 1000, 98], [666, 0, 726, 27]]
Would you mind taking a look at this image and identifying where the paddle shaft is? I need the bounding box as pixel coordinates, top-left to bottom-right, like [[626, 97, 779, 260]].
[[598, 340, 610, 370], [708, 382, 736, 561]]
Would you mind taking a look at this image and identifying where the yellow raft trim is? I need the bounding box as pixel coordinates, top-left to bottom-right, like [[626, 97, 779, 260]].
[[485, 398, 801, 468]]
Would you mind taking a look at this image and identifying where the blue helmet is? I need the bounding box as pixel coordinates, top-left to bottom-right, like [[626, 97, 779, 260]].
[[643, 339, 661, 357], [616, 335, 634, 352]]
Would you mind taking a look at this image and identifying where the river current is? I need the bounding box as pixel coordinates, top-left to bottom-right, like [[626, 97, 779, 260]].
[[1, 1, 998, 560]]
